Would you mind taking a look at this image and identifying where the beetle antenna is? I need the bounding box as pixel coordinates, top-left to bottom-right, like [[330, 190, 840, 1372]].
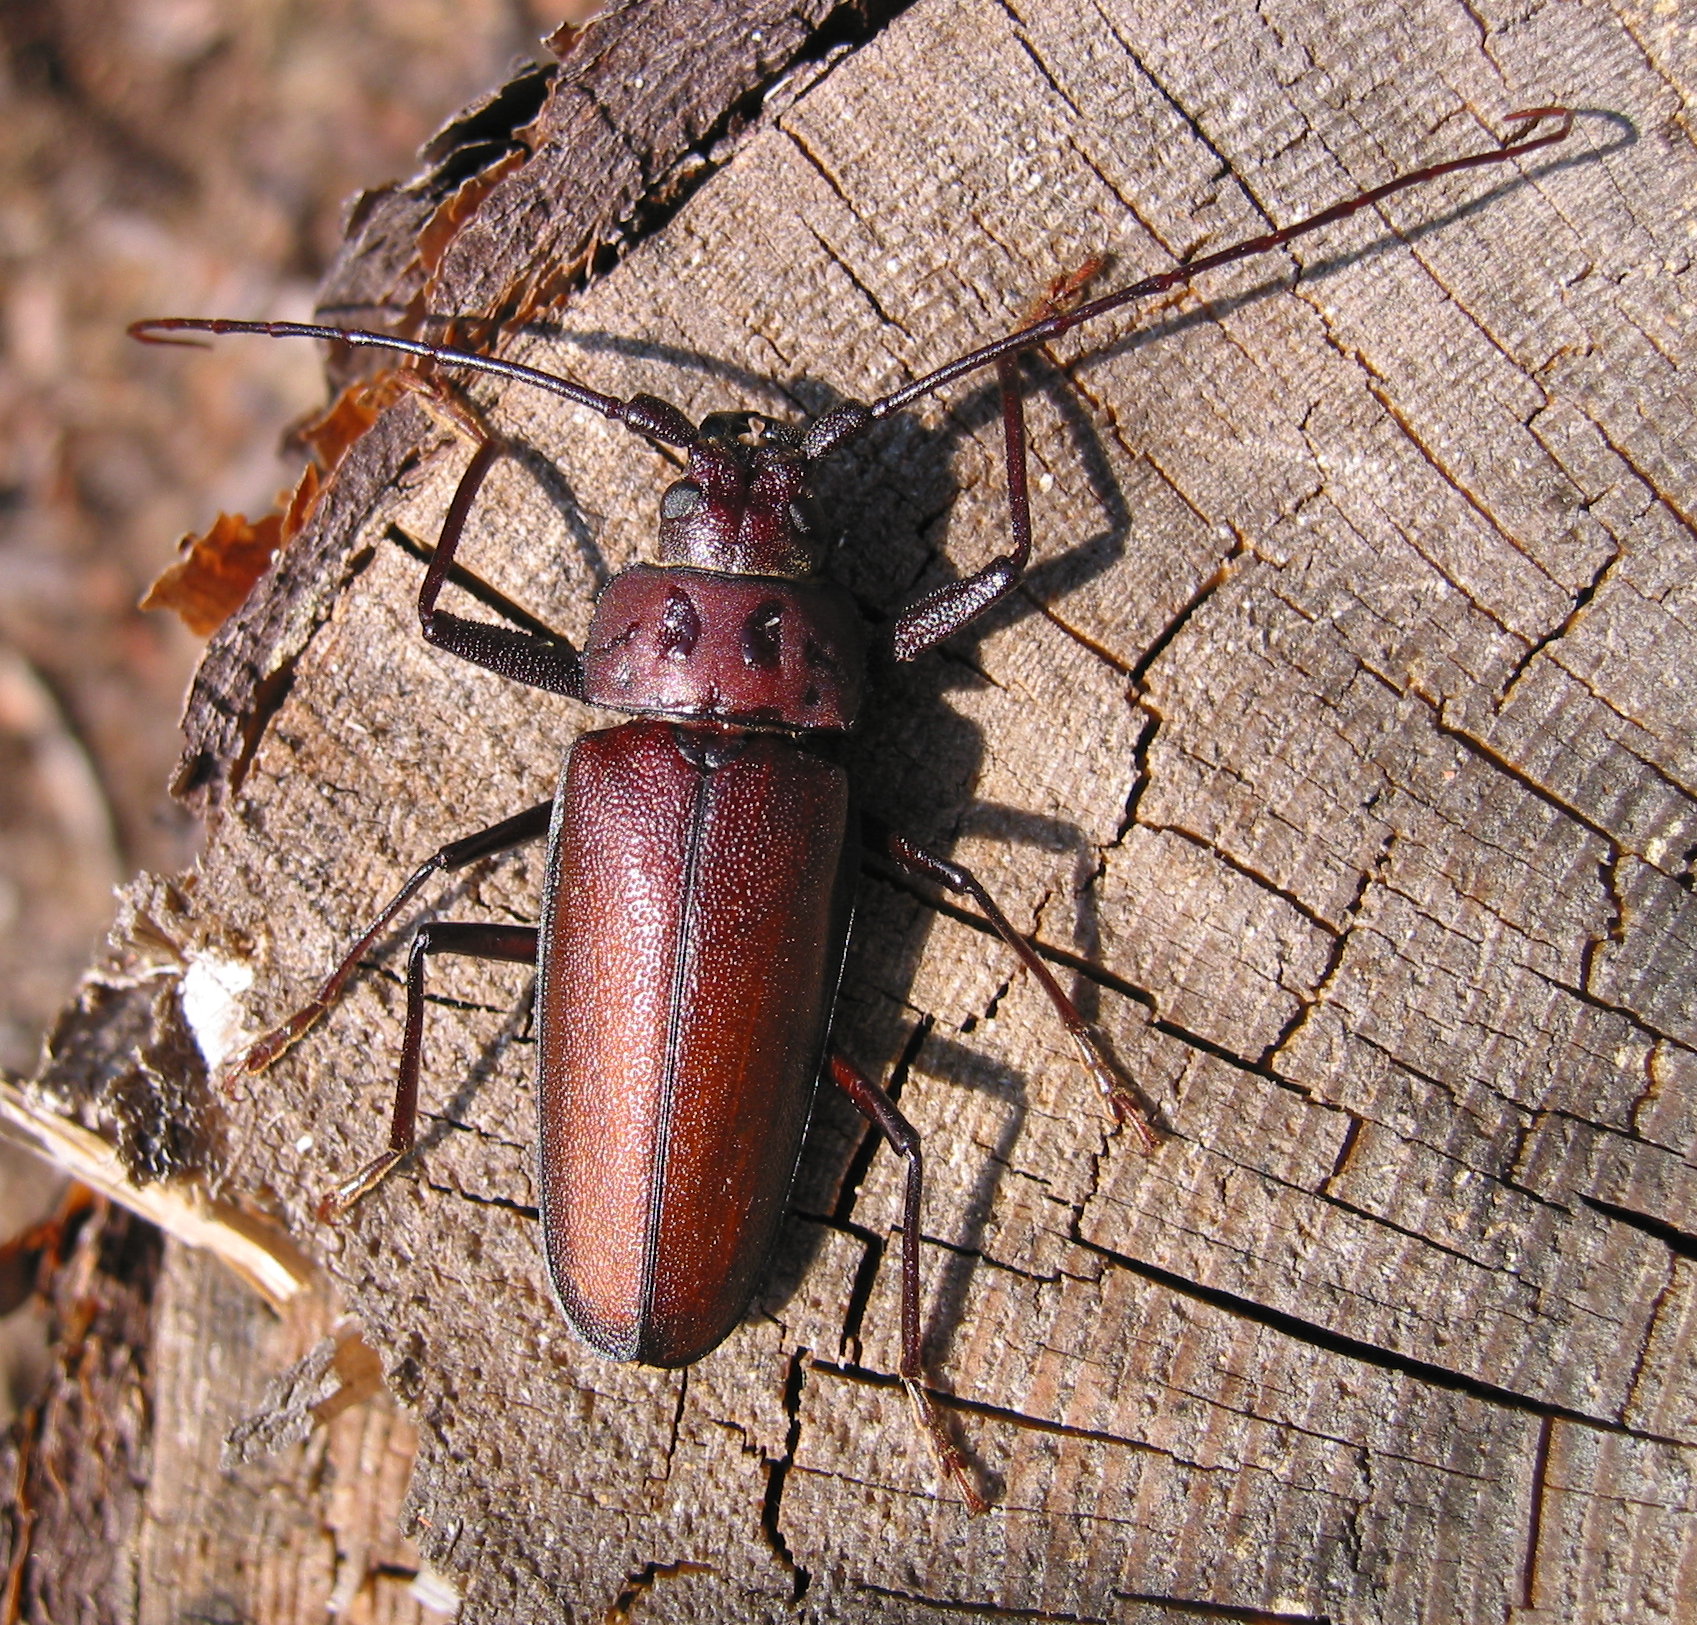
[[863, 105, 1575, 424], [128, 317, 701, 448]]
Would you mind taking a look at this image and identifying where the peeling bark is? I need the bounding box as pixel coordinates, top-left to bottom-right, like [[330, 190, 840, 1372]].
[[17, 0, 1696, 1619]]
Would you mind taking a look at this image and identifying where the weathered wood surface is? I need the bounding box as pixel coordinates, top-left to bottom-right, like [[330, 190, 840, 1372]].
[[24, 0, 1696, 1618]]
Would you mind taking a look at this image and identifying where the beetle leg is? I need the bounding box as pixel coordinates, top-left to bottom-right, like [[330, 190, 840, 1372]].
[[386, 364, 498, 443], [417, 435, 586, 696], [882, 830, 1161, 1153], [890, 315, 1058, 664], [234, 800, 554, 1079], [827, 1052, 988, 1515], [320, 919, 538, 1220], [879, 109, 1576, 661], [887, 346, 1031, 662], [887, 263, 1108, 663]]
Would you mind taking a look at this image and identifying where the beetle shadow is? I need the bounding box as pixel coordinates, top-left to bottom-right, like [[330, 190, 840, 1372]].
[[425, 974, 539, 1182], [1059, 107, 1634, 384], [905, 1032, 1031, 1372], [499, 436, 613, 592], [757, 784, 1144, 1371]]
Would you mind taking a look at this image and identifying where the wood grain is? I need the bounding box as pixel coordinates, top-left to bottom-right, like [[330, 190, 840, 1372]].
[[18, 0, 1695, 1619]]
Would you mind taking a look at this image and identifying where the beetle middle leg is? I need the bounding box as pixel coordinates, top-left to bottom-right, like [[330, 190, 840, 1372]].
[[318, 919, 538, 1220], [828, 1052, 988, 1515], [233, 799, 555, 1078]]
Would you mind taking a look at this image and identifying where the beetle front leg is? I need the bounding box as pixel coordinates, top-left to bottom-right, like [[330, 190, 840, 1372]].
[[888, 265, 1098, 662], [320, 919, 538, 1220], [882, 829, 1161, 1152], [828, 1052, 988, 1516], [889, 351, 1036, 662], [416, 434, 586, 696]]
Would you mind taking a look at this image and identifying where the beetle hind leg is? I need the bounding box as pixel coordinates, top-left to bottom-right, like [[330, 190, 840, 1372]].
[[232, 800, 554, 1083], [827, 1052, 988, 1516]]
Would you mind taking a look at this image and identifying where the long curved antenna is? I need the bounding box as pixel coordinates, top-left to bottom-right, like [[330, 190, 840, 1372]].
[[866, 106, 1575, 422], [133, 108, 1573, 459], [127, 317, 700, 448]]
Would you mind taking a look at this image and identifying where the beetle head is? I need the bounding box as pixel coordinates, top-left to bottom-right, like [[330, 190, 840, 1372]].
[[657, 414, 825, 578]]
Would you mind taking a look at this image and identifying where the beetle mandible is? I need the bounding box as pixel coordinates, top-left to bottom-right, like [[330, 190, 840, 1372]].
[[133, 104, 1573, 1509]]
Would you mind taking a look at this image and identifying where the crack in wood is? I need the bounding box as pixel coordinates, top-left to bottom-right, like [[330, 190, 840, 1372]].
[[1501, 542, 1622, 701], [863, 1578, 1111, 1620], [1259, 832, 1394, 1071], [1113, 1594, 1333, 1624], [1579, 403, 1697, 543], [1617, 1252, 1682, 1436], [1074, 1228, 1696, 1445], [421, 1179, 537, 1220], [1520, 1412, 1554, 1611], [758, 1350, 811, 1601], [1397, 685, 1623, 850], [1031, 597, 1135, 677], [1152, 820, 1343, 937], [607, 1557, 719, 1621], [1126, 527, 1245, 688], [1580, 1195, 1697, 1260], [1543, 966, 1690, 1056]]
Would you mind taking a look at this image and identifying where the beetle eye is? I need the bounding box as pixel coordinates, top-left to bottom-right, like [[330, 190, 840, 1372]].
[[661, 481, 703, 521]]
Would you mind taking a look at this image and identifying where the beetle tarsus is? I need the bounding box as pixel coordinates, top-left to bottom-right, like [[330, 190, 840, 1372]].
[[318, 1148, 408, 1222], [904, 1378, 989, 1516], [1071, 1026, 1161, 1154], [229, 1005, 326, 1082]]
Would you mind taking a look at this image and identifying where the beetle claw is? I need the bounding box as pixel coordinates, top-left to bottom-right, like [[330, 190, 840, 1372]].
[[1071, 1027, 1161, 1154], [318, 1149, 407, 1222], [904, 1378, 989, 1515]]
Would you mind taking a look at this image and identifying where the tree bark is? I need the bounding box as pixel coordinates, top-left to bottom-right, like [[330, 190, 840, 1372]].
[[16, 0, 1696, 1619]]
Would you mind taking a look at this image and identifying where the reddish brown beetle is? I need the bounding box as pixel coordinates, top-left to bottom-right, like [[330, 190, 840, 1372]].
[[133, 105, 1572, 1508]]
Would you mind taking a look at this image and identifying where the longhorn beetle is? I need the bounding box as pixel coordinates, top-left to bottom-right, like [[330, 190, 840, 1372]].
[[135, 105, 1573, 1509]]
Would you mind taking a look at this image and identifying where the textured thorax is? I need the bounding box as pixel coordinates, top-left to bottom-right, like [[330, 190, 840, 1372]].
[[580, 564, 865, 730]]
